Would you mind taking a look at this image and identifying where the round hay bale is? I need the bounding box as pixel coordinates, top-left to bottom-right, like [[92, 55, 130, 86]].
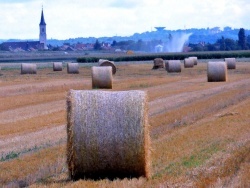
[[189, 56, 198, 65], [184, 58, 194, 68], [225, 58, 236, 69], [67, 63, 79, 74], [98, 59, 116, 75], [67, 90, 151, 180], [92, 66, 113, 89], [21, 63, 37, 74], [53, 62, 63, 71], [152, 58, 164, 69], [207, 61, 227, 82], [165, 60, 181, 73]]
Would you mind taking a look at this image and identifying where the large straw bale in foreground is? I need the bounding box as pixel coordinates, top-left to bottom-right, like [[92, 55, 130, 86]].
[[189, 56, 198, 65], [152, 58, 164, 69], [207, 61, 227, 82], [92, 66, 113, 89], [67, 63, 79, 74], [53, 62, 63, 71], [225, 58, 236, 69], [165, 60, 181, 72], [98, 59, 116, 75], [184, 58, 194, 68], [67, 90, 151, 180], [21, 63, 37, 74]]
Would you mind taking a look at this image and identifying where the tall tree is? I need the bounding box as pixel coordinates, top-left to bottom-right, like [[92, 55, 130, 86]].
[[219, 36, 226, 51], [246, 35, 250, 49], [94, 39, 101, 50], [111, 40, 117, 47], [238, 28, 246, 50], [225, 38, 237, 51]]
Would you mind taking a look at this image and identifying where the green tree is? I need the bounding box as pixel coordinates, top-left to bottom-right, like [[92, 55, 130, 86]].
[[94, 39, 101, 50], [219, 36, 226, 51], [238, 28, 246, 50], [225, 38, 237, 50], [246, 35, 250, 49], [111, 40, 117, 47]]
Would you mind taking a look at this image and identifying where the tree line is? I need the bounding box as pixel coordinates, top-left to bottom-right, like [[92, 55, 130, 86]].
[[94, 28, 250, 52], [189, 28, 250, 51]]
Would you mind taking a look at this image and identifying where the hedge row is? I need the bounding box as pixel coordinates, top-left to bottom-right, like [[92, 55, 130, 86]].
[[77, 51, 250, 63]]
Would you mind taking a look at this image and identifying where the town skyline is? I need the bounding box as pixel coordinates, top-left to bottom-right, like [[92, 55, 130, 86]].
[[0, 0, 249, 40]]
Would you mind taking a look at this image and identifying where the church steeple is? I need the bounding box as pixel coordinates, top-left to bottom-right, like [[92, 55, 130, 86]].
[[39, 8, 46, 26], [39, 7, 47, 49]]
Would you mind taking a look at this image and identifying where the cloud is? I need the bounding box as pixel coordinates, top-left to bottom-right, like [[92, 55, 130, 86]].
[[0, 0, 250, 39], [109, 0, 142, 8]]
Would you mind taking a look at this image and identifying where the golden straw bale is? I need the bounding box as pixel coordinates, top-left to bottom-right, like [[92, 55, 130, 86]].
[[53, 62, 63, 71], [98, 59, 116, 75], [207, 61, 227, 82], [67, 90, 151, 180], [184, 58, 194, 68], [189, 56, 198, 65], [21, 63, 37, 74], [67, 63, 79, 74], [152, 58, 164, 69], [165, 60, 181, 73], [92, 66, 113, 89], [225, 58, 236, 69]]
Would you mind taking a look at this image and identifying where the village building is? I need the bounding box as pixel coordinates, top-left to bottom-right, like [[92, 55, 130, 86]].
[[0, 9, 48, 51]]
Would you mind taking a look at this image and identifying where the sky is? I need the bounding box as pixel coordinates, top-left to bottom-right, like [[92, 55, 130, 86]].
[[0, 0, 250, 40]]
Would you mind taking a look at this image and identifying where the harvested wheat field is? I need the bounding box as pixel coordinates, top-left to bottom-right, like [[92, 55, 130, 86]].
[[0, 61, 249, 188]]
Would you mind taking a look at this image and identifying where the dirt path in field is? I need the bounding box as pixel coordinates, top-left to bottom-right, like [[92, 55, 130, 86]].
[[149, 78, 250, 116], [0, 79, 90, 97], [0, 100, 65, 124], [0, 125, 66, 159]]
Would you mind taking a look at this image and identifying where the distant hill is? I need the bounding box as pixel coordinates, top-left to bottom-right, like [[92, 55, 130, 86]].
[[46, 27, 250, 46], [1, 27, 250, 46]]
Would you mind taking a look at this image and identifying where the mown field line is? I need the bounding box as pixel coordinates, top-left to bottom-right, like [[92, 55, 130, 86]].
[[0, 100, 65, 124], [0, 79, 86, 97], [149, 78, 250, 116], [0, 125, 66, 160]]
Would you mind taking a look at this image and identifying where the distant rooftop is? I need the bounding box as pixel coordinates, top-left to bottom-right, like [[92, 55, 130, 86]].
[[155, 27, 165, 31]]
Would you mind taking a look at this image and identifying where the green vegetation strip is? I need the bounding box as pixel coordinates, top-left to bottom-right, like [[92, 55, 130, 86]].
[[152, 141, 223, 179], [0, 138, 66, 162], [77, 51, 250, 63]]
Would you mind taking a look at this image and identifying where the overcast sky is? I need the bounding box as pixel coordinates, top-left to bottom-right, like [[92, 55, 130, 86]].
[[0, 0, 249, 40]]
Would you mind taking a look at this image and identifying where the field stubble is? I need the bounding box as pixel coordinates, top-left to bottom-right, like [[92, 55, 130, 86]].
[[0, 62, 249, 187]]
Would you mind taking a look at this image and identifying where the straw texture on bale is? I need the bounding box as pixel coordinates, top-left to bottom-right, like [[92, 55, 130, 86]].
[[21, 63, 37, 74], [98, 59, 116, 75], [67, 63, 79, 74], [189, 56, 198, 65], [184, 58, 194, 68], [207, 61, 227, 82], [152, 58, 164, 69], [165, 60, 181, 72], [53, 62, 63, 71], [67, 90, 151, 180], [225, 58, 236, 69], [92, 66, 113, 89]]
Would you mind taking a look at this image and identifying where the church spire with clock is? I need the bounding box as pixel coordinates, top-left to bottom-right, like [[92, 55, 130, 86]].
[[39, 8, 48, 49]]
